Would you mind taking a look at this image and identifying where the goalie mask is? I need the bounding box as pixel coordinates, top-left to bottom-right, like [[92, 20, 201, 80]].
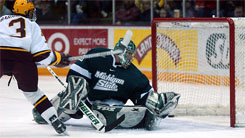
[[13, 0, 36, 21], [114, 38, 136, 69]]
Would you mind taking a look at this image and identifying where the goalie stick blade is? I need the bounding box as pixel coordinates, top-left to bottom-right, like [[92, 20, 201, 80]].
[[78, 101, 125, 133], [102, 114, 125, 133]]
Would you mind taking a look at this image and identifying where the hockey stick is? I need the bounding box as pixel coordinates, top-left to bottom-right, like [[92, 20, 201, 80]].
[[46, 66, 125, 132], [68, 30, 133, 61], [68, 49, 122, 61]]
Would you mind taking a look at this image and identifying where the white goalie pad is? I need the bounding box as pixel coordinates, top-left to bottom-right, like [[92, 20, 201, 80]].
[[117, 106, 147, 128], [92, 104, 151, 128], [59, 75, 89, 114]]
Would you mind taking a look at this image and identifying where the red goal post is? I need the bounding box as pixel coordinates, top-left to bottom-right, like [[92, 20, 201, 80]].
[[151, 18, 245, 127]]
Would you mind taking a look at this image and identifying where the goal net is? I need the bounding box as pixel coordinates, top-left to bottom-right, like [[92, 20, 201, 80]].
[[151, 18, 245, 127]]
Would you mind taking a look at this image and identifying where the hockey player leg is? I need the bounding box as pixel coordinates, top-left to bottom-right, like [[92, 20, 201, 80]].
[[145, 91, 180, 118], [24, 89, 67, 135], [32, 94, 72, 124], [32, 75, 88, 123]]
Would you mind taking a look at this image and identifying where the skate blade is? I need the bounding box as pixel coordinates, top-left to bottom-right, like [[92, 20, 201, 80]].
[[62, 130, 69, 136]]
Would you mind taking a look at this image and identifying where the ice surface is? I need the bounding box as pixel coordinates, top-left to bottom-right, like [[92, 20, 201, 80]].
[[1, 76, 245, 138]]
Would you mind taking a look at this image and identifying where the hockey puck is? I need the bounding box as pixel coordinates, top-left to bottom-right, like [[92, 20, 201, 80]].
[[168, 114, 175, 118]]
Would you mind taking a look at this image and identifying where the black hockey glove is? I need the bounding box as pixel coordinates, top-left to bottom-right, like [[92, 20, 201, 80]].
[[55, 53, 71, 68]]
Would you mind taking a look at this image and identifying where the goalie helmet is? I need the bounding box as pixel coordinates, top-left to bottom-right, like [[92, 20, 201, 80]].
[[13, 0, 36, 21], [114, 38, 136, 69]]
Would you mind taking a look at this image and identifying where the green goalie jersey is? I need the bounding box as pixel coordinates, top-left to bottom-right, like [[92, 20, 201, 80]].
[[67, 47, 152, 105]]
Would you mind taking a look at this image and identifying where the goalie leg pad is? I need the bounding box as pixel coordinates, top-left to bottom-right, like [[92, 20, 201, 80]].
[[59, 75, 89, 114], [32, 75, 89, 124], [145, 91, 180, 118], [92, 104, 157, 129], [144, 109, 160, 130]]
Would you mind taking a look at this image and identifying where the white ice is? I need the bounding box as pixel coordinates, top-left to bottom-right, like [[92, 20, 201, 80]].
[[1, 76, 245, 138]]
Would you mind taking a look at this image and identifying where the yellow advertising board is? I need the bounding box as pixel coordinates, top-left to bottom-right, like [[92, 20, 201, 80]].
[[114, 29, 199, 80], [156, 29, 198, 72]]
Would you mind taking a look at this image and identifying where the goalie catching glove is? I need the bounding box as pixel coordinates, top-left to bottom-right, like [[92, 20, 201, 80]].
[[145, 91, 180, 118]]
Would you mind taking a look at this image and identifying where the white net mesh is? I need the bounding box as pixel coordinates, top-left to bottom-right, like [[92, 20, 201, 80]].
[[154, 18, 245, 126], [233, 18, 245, 126]]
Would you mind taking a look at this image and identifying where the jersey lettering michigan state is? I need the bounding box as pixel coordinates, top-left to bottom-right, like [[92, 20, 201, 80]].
[[94, 71, 125, 91]]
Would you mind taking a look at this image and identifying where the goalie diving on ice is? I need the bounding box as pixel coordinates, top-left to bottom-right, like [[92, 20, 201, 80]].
[[32, 30, 180, 131]]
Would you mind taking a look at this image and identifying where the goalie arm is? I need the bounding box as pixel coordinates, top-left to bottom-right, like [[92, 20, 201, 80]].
[[130, 86, 180, 118]]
